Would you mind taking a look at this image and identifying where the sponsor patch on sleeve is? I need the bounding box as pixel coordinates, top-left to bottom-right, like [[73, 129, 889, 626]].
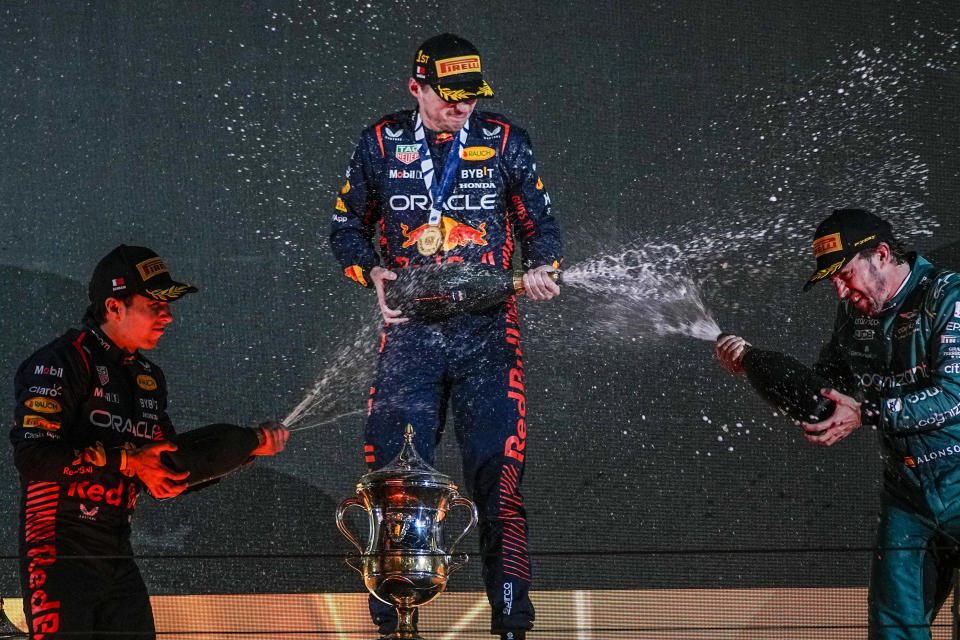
[[22, 415, 61, 431], [344, 265, 368, 287], [24, 397, 61, 413]]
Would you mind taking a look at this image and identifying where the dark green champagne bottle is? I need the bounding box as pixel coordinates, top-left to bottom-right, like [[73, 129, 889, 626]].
[[719, 335, 836, 423], [385, 263, 552, 320]]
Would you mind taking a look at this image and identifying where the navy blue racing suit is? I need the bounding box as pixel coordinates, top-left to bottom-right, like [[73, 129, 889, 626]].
[[10, 325, 173, 640], [330, 108, 562, 634], [814, 255, 960, 639]]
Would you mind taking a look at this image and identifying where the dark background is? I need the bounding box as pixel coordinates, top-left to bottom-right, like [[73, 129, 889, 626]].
[[1, 0, 959, 595]]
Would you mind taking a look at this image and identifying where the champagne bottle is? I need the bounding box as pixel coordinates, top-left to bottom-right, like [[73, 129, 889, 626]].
[[719, 335, 836, 423], [384, 263, 558, 320], [160, 423, 261, 489]]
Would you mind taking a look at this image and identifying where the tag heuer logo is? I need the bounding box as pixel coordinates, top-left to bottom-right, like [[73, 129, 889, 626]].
[[395, 144, 420, 165]]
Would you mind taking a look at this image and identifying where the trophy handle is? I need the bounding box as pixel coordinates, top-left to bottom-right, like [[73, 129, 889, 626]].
[[448, 551, 469, 574], [447, 495, 478, 554], [335, 496, 366, 554]]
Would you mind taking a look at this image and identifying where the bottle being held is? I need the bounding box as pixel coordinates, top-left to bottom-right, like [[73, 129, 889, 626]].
[[718, 333, 836, 423], [385, 263, 560, 320]]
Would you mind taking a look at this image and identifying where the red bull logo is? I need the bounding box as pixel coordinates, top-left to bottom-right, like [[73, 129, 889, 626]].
[[400, 217, 488, 251]]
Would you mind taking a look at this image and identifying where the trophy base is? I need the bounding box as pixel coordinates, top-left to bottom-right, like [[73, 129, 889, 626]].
[[381, 605, 423, 640]]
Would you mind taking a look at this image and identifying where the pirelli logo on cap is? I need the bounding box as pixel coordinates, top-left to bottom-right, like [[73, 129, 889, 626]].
[[854, 234, 877, 247], [436, 55, 481, 78], [813, 232, 843, 257], [136, 257, 168, 281]]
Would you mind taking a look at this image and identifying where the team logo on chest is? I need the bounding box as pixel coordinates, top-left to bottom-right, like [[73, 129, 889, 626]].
[[395, 144, 420, 165]]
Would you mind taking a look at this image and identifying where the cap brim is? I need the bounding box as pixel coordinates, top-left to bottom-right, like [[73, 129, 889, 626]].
[[142, 280, 198, 301], [802, 275, 824, 292], [802, 256, 847, 292], [434, 79, 494, 102]]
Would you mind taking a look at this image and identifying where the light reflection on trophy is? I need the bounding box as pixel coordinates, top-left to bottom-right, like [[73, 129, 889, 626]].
[[336, 425, 478, 640]]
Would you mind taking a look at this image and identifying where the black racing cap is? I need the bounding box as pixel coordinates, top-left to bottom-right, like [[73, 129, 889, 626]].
[[412, 33, 494, 103], [803, 208, 894, 291], [89, 245, 198, 303]]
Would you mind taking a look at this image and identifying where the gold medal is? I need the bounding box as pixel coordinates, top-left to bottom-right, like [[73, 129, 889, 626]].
[[417, 225, 444, 256]]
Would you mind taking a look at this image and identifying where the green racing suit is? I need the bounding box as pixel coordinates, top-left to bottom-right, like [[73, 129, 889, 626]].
[[814, 254, 960, 639]]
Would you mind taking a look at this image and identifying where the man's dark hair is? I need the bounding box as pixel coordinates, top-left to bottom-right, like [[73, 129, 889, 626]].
[[859, 237, 911, 265], [82, 294, 136, 326]]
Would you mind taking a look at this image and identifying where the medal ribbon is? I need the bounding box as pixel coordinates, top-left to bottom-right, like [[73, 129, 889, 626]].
[[414, 113, 469, 227]]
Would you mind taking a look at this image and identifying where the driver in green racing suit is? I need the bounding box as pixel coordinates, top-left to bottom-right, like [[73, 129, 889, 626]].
[[717, 208, 960, 640]]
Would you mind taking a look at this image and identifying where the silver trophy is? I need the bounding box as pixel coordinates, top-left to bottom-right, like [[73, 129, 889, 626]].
[[336, 425, 478, 640]]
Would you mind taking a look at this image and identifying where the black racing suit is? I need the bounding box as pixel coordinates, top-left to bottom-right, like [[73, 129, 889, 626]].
[[330, 108, 563, 634], [11, 324, 174, 639]]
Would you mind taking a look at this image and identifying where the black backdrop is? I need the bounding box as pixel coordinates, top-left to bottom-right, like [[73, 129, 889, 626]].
[[1, 0, 959, 596]]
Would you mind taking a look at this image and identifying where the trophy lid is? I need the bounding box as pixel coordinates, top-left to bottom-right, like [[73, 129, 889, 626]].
[[358, 425, 457, 489]]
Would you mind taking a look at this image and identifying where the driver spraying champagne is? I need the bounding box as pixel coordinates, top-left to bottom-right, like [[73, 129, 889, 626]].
[[716, 209, 960, 640], [329, 33, 562, 640]]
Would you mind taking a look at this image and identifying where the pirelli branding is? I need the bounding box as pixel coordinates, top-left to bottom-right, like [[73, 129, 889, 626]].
[[813, 232, 843, 257], [436, 55, 481, 78], [136, 257, 167, 281]]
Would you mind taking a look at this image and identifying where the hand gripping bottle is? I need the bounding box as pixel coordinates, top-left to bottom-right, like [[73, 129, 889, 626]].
[[719, 334, 836, 423]]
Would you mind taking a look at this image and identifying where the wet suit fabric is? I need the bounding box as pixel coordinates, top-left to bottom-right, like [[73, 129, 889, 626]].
[[11, 325, 173, 639], [814, 255, 960, 639], [330, 108, 562, 634]]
